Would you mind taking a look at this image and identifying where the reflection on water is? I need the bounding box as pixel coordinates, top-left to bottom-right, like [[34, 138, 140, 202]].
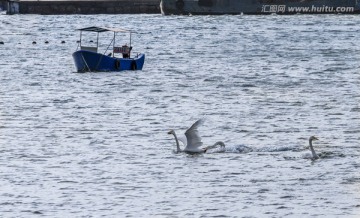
[[0, 14, 360, 217]]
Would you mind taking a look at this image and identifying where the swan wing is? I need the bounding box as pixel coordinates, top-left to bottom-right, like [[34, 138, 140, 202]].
[[184, 119, 204, 150], [178, 135, 187, 146]]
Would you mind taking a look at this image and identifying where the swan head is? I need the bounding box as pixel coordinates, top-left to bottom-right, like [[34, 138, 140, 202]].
[[309, 136, 318, 141], [168, 130, 175, 135]]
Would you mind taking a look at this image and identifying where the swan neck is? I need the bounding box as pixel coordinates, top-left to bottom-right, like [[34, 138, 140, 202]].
[[172, 131, 181, 153], [204, 141, 225, 151], [309, 139, 318, 159]]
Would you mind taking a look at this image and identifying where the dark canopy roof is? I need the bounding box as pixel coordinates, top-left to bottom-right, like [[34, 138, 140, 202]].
[[77, 26, 130, 33]]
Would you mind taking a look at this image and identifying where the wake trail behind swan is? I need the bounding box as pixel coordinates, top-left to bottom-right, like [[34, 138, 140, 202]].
[[206, 144, 303, 154]]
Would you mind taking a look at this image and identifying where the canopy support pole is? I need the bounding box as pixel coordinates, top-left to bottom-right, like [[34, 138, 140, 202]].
[[96, 32, 99, 51], [79, 31, 82, 49], [113, 32, 116, 57]]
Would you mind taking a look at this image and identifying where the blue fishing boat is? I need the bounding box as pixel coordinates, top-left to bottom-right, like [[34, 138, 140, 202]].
[[72, 26, 145, 72]]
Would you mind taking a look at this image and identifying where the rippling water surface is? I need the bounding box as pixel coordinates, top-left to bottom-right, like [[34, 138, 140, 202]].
[[1, 14, 360, 217]]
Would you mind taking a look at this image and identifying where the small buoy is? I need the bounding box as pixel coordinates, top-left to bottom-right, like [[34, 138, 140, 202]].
[[32, 41, 36, 44], [45, 41, 49, 44], [76, 40, 80, 43], [0, 41, 4, 45], [90, 40, 93, 43], [61, 40, 65, 44]]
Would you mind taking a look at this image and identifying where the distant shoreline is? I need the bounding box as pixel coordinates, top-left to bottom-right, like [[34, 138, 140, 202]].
[[4, 0, 160, 15]]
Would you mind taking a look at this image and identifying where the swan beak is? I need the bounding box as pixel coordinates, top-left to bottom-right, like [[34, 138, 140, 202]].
[[167, 130, 172, 135], [313, 136, 319, 141]]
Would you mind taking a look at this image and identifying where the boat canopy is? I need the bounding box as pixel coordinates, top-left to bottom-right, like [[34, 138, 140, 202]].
[[76, 26, 134, 59], [77, 26, 131, 33]]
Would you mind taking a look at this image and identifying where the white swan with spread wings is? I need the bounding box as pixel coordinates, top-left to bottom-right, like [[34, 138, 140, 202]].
[[168, 119, 225, 154]]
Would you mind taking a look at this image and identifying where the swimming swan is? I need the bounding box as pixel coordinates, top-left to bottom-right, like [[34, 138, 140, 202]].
[[168, 119, 225, 154], [303, 136, 319, 160]]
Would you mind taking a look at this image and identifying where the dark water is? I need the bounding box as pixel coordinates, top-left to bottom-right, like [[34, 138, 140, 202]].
[[0, 14, 360, 217]]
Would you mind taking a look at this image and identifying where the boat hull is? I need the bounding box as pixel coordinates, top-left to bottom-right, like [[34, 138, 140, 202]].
[[160, 0, 360, 15], [72, 50, 145, 72]]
